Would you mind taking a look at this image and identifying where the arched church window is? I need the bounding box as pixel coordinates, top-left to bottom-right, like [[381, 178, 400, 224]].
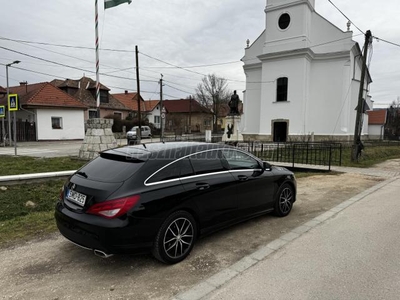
[[278, 13, 291, 30], [276, 77, 288, 102]]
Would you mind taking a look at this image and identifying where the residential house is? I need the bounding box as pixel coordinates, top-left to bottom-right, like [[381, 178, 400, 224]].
[[0, 82, 87, 141], [242, 0, 372, 141], [367, 110, 387, 140], [112, 91, 161, 128], [51, 77, 130, 120], [163, 99, 213, 133]]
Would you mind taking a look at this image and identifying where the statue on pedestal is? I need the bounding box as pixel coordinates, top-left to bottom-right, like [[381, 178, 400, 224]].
[[228, 90, 240, 116]]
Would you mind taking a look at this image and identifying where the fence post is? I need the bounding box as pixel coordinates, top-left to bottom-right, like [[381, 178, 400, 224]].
[[277, 142, 279, 162], [292, 143, 295, 168], [328, 145, 332, 171]]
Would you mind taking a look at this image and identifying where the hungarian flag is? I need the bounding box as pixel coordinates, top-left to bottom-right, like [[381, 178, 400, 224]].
[[104, 0, 132, 9]]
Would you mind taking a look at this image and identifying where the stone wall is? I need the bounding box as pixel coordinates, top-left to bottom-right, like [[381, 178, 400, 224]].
[[79, 118, 117, 160]]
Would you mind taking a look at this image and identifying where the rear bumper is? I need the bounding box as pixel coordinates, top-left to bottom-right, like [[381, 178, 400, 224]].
[[55, 201, 158, 254]]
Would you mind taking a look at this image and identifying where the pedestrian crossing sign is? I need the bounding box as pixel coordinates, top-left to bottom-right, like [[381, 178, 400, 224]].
[[8, 94, 18, 111], [0, 106, 4, 117]]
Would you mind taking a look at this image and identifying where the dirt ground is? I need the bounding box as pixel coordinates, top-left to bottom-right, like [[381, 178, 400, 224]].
[[372, 158, 400, 172], [0, 172, 383, 300]]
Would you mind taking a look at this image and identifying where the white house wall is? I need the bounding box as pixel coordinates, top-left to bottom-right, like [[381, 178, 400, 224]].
[[147, 104, 161, 129], [259, 56, 309, 135], [36, 109, 85, 140], [243, 67, 262, 134]]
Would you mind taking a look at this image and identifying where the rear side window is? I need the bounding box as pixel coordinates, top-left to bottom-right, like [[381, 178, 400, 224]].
[[222, 149, 260, 170], [189, 150, 226, 175], [79, 156, 144, 183], [148, 158, 194, 183]]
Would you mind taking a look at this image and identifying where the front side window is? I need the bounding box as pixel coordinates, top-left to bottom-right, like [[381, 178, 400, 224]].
[[222, 149, 260, 170], [148, 158, 194, 183], [276, 77, 288, 102], [154, 115, 160, 124], [189, 150, 226, 175], [52, 117, 62, 129]]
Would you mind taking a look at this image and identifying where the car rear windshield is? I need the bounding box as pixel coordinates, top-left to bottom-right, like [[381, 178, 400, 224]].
[[78, 154, 145, 183]]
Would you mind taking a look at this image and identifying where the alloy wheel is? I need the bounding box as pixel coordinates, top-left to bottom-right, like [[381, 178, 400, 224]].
[[163, 217, 194, 259]]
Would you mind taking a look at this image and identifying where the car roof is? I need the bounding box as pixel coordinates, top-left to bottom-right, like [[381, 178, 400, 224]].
[[103, 142, 233, 161]]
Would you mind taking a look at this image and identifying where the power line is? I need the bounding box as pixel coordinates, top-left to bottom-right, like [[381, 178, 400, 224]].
[[327, 0, 364, 35], [0, 36, 136, 53], [374, 36, 400, 48], [0, 45, 157, 83], [164, 83, 193, 95], [143, 61, 241, 69]]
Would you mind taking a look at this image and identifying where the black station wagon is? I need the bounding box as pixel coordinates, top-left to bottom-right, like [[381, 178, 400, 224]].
[[55, 142, 296, 264]]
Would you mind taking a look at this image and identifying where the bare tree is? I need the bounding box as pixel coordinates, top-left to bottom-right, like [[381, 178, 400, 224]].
[[195, 74, 231, 133], [385, 96, 400, 139]]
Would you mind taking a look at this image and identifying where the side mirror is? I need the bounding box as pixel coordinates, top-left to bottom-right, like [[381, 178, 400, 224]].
[[263, 161, 271, 170]]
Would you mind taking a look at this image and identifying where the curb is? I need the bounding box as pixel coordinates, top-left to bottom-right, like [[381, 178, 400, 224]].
[[173, 176, 399, 300], [0, 170, 76, 183]]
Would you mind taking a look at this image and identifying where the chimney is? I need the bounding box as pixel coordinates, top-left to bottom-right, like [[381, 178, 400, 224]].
[[125, 90, 128, 94], [20, 81, 28, 93]]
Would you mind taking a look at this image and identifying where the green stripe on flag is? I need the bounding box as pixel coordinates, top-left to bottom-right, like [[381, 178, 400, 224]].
[[104, 0, 132, 9]]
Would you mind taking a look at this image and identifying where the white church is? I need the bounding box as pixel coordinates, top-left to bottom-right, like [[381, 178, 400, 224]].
[[241, 0, 372, 142]]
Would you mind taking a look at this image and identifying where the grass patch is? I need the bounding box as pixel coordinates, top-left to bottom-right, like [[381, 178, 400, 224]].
[[0, 180, 62, 247], [0, 156, 87, 176], [340, 145, 400, 168]]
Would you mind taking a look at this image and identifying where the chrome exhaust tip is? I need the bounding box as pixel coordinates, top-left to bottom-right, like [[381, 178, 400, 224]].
[[93, 249, 113, 258]]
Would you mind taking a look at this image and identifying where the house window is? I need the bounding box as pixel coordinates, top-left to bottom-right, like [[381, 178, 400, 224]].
[[114, 112, 122, 119], [100, 90, 109, 104], [89, 110, 97, 119], [204, 119, 211, 126], [276, 77, 288, 102], [52, 117, 62, 129], [154, 115, 160, 124]]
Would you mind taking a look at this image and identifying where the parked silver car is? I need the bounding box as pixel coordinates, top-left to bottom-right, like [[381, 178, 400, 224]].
[[127, 126, 152, 144]]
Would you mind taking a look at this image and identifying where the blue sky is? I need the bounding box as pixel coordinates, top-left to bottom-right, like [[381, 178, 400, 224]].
[[0, 0, 399, 107]]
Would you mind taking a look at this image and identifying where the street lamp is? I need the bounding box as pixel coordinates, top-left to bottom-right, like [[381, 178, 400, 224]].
[[6, 60, 20, 152]]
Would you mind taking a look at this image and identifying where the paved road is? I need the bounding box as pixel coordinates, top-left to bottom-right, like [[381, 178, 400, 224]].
[[176, 177, 400, 300]]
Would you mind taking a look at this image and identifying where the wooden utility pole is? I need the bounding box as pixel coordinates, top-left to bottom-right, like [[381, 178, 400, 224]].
[[352, 30, 372, 161], [135, 45, 141, 142], [159, 74, 164, 142]]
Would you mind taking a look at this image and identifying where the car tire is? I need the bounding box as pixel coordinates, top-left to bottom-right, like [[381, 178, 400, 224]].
[[274, 183, 294, 217], [152, 211, 197, 264]]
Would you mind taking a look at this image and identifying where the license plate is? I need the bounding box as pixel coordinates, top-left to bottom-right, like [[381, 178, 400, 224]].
[[66, 189, 87, 206]]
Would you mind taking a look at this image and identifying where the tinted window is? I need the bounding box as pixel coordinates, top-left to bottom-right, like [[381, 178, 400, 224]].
[[190, 150, 226, 175], [79, 156, 144, 183], [222, 149, 260, 170], [148, 158, 194, 183]]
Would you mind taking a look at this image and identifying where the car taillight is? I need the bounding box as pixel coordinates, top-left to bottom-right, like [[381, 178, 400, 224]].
[[86, 195, 140, 219]]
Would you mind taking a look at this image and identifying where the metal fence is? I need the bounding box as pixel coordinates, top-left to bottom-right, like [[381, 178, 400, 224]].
[[236, 142, 342, 170]]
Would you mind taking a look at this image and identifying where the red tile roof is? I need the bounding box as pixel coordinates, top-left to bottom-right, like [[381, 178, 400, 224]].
[[112, 92, 146, 111], [0, 82, 87, 109], [0, 86, 6, 94], [368, 110, 387, 125], [163, 99, 212, 114], [145, 100, 160, 112]]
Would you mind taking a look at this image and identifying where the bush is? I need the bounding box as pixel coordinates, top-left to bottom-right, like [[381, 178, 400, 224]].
[[104, 114, 156, 133]]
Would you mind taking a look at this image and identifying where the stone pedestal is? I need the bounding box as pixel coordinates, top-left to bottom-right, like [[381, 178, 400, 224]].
[[79, 118, 117, 160], [222, 115, 244, 143]]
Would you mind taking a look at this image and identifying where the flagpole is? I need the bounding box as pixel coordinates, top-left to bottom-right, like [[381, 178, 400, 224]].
[[95, 0, 101, 117]]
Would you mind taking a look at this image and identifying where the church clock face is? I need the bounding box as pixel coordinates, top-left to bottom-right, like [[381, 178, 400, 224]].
[[278, 13, 291, 30]]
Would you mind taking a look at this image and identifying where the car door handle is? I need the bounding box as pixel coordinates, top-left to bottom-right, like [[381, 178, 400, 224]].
[[196, 183, 210, 190], [238, 175, 248, 181]]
